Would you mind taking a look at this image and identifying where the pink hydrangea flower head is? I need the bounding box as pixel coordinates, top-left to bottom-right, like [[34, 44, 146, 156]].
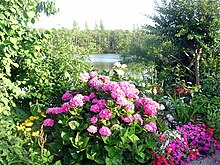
[[80, 72, 90, 82], [111, 88, 125, 99], [61, 91, 73, 101], [99, 75, 110, 83], [121, 116, 133, 123], [87, 125, 98, 134], [135, 97, 149, 108], [83, 96, 90, 102], [136, 97, 159, 116], [99, 126, 111, 136], [92, 98, 99, 103], [46, 107, 63, 114], [118, 81, 140, 99], [125, 101, 134, 111], [144, 105, 157, 116], [116, 96, 128, 106], [97, 99, 107, 109], [43, 118, 54, 127], [89, 92, 96, 99], [90, 104, 100, 113], [89, 78, 103, 88], [69, 94, 84, 107], [132, 114, 143, 125], [102, 81, 118, 92], [90, 116, 98, 124], [99, 109, 112, 120], [144, 122, 157, 132], [61, 103, 70, 113], [89, 71, 98, 79]]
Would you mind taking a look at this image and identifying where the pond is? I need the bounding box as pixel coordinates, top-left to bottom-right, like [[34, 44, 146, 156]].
[[90, 53, 121, 71]]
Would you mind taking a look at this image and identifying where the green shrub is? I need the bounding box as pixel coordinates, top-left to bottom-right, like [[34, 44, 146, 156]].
[[193, 94, 220, 138]]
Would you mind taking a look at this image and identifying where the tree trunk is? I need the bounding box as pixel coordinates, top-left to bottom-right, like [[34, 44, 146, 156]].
[[195, 48, 202, 86]]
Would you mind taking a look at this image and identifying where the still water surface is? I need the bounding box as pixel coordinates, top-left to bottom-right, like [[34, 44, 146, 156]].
[[90, 54, 121, 71]]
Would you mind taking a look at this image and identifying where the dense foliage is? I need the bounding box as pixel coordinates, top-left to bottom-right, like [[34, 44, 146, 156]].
[[46, 25, 147, 55], [0, 0, 88, 164], [147, 0, 220, 85]]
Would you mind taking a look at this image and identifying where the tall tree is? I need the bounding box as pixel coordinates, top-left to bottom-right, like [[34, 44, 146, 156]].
[[85, 21, 89, 30], [148, 0, 220, 85], [99, 20, 105, 30], [72, 20, 79, 30]]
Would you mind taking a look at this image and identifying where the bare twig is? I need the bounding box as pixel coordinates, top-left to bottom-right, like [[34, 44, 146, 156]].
[[38, 124, 47, 157]]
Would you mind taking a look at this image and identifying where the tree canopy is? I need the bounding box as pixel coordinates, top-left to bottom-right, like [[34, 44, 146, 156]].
[[147, 0, 220, 85]]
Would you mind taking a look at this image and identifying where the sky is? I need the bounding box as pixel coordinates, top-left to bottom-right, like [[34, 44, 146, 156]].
[[34, 0, 157, 30]]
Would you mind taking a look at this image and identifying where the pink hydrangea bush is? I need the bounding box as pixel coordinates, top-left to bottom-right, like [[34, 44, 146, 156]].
[[43, 71, 160, 164]]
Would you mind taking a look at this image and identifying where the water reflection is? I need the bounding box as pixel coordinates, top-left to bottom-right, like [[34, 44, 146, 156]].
[[90, 54, 121, 71]]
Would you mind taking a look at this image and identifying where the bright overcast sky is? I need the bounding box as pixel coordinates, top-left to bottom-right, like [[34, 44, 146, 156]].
[[34, 0, 157, 30]]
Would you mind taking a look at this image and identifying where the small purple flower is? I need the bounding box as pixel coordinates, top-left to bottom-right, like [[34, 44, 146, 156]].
[[43, 118, 54, 127], [89, 78, 103, 88], [99, 75, 110, 83], [125, 101, 134, 111]]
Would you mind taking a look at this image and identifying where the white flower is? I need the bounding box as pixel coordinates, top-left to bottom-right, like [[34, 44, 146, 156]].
[[141, 83, 146, 87], [166, 114, 174, 122], [159, 104, 165, 110], [114, 62, 121, 68], [121, 64, 127, 68], [153, 88, 157, 95], [115, 69, 125, 76]]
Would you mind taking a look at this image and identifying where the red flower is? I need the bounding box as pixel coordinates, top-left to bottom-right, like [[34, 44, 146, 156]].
[[161, 154, 165, 160], [158, 134, 165, 142], [166, 146, 172, 153], [191, 155, 196, 160], [152, 160, 157, 165], [157, 156, 162, 162], [176, 88, 184, 94], [180, 85, 185, 89], [156, 162, 162, 165], [169, 157, 174, 162], [179, 88, 184, 94], [187, 90, 191, 95], [207, 128, 214, 135], [164, 159, 169, 165], [152, 153, 156, 158]]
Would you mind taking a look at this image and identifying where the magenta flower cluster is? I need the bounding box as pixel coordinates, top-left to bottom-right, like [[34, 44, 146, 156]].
[[175, 122, 220, 156], [43, 118, 54, 127], [43, 72, 159, 137], [153, 122, 220, 165]]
